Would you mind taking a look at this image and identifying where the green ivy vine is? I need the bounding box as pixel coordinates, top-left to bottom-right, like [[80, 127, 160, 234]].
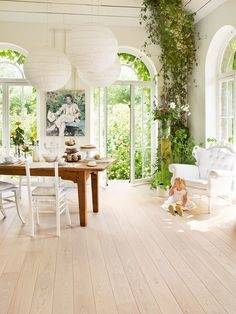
[[141, 0, 197, 189], [141, 0, 196, 105]]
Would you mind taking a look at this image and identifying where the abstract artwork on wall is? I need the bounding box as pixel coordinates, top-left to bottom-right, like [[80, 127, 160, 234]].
[[46, 90, 85, 136]]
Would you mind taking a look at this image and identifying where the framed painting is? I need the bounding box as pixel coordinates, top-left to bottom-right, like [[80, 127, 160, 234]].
[[46, 90, 85, 136]]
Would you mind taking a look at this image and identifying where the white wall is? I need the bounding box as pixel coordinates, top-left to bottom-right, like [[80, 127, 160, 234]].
[[189, 0, 236, 144], [0, 20, 159, 153]]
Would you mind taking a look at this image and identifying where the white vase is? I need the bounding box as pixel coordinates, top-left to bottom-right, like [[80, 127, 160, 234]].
[[32, 141, 40, 162]]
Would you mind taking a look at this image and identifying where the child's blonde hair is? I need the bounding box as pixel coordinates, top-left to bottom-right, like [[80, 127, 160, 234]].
[[173, 177, 186, 190]]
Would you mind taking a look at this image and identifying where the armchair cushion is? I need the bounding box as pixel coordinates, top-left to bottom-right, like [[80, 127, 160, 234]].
[[196, 147, 236, 179], [209, 169, 233, 178], [169, 164, 199, 181]]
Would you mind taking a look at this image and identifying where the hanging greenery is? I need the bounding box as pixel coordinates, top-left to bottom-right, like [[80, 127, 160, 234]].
[[141, 0, 197, 189], [141, 0, 196, 105]]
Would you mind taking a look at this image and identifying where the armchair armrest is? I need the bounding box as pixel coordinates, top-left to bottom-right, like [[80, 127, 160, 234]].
[[169, 164, 199, 180], [209, 169, 233, 178], [208, 169, 233, 196]]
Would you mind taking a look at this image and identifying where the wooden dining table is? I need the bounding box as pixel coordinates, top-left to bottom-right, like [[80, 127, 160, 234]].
[[0, 159, 114, 227]]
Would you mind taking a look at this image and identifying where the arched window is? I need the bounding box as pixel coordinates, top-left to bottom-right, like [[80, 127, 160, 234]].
[[0, 47, 37, 150], [218, 35, 236, 144]]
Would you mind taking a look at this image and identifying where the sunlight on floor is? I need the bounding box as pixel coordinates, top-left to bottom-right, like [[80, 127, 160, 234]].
[[148, 185, 236, 233]]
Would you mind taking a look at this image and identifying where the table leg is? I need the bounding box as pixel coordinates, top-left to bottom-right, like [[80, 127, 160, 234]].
[[91, 172, 99, 213], [77, 171, 88, 227]]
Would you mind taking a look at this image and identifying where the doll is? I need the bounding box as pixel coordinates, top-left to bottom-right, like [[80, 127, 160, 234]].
[[161, 177, 195, 216]]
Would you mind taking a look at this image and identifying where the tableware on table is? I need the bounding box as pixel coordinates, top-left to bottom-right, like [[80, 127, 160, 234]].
[[87, 160, 97, 167], [94, 157, 113, 163], [80, 144, 97, 160], [42, 153, 58, 162], [4, 156, 17, 164]]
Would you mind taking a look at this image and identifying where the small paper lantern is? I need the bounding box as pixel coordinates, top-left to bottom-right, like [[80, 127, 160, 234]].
[[79, 57, 121, 87], [67, 24, 118, 73], [24, 47, 72, 91]]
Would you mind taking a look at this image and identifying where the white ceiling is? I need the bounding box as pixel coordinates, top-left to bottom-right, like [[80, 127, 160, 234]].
[[0, 0, 228, 26]]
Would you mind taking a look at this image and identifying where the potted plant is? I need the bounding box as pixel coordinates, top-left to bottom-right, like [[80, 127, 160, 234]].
[[11, 121, 25, 158]]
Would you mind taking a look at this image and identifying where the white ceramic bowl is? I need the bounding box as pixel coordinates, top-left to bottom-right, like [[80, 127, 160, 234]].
[[87, 160, 97, 167], [42, 154, 58, 162]]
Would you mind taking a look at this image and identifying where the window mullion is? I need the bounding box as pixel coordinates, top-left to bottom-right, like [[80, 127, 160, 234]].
[[234, 75, 236, 144], [2, 83, 10, 150]]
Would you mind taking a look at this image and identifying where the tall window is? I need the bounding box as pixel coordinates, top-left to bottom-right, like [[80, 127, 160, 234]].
[[218, 36, 236, 144], [0, 48, 37, 150]]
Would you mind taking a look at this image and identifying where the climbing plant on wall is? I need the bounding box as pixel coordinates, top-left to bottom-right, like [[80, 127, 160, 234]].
[[141, 0, 196, 105], [141, 0, 197, 189]]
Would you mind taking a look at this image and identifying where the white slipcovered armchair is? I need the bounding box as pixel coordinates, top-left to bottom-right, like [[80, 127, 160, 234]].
[[169, 145, 236, 213]]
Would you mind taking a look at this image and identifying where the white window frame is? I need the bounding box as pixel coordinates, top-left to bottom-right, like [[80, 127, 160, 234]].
[[0, 78, 38, 150], [217, 35, 236, 145]]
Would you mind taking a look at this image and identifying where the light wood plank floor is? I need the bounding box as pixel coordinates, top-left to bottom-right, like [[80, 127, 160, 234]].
[[0, 181, 236, 313]]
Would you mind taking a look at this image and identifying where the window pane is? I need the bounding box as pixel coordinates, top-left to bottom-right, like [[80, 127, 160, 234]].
[[118, 53, 151, 81], [143, 148, 151, 178], [221, 82, 227, 116], [221, 36, 236, 73], [143, 87, 152, 147], [228, 118, 234, 143], [0, 85, 2, 146], [93, 88, 100, 149], [134, 87, 142, 180], [228, 80, 234, 116], [9, 86, 37, 147], [220, 118, 228, 142], [0, 63, 23, 79], [106, 85, 131, 180], [134, 86, 152, 180]]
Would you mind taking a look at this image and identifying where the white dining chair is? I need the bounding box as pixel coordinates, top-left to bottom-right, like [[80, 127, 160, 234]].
[[25, 161, 71, 237], [0, 181, 25, 223]]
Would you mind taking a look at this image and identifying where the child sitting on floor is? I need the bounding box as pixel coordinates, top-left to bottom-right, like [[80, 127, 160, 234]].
[[162, 177, 195, 216]]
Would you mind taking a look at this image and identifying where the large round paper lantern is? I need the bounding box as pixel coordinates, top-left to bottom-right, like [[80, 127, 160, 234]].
[[67, 24, 118, 73], [24, 47, 72, 91], [79, 57, 121, 87]]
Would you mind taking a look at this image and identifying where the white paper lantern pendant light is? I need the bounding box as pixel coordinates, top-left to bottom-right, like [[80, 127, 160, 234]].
[[67, 24, 118, 74], [79, 57, 121, 87], [24, 47, 72, 92]]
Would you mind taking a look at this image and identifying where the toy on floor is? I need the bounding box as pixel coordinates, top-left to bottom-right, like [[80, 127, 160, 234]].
[[161, 177, 195, 216]]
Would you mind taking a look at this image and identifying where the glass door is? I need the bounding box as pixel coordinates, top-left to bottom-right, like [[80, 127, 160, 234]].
[[130, 85, 154, 183], [106, 84, 131, 180], [0, 85, 3, 147], [93, 82, 156, 184], [8, 85, 37, 148]]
